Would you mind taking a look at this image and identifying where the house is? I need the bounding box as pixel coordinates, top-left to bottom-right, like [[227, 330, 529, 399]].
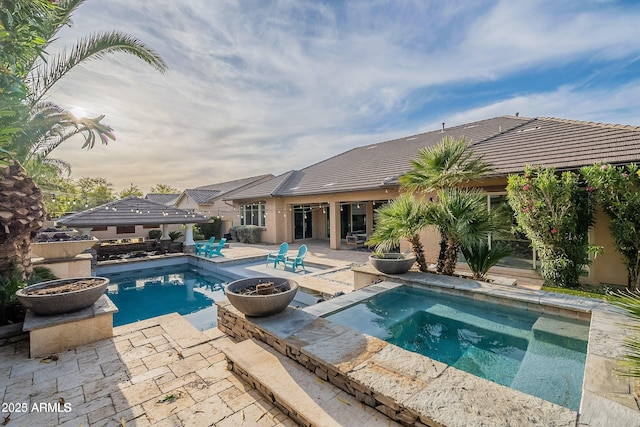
[[227, 115, 640, 287], [171, 174, 275, 235]]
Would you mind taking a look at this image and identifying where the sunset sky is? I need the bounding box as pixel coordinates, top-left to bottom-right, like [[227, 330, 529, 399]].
[[48, 0, 640, 193]]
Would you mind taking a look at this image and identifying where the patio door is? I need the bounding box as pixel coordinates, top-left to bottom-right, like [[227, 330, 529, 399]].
[[294, 205, 312, 239]]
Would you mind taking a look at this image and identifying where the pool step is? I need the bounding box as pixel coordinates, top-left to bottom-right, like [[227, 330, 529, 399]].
[[220, 337, 400, 427], [531, 316, 589, 352]]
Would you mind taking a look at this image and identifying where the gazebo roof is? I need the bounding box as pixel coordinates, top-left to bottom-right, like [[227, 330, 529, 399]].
[[56, 196, 210, 228]]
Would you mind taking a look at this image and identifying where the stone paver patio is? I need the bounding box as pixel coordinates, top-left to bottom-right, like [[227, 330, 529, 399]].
[[2, 241, 639, 426]]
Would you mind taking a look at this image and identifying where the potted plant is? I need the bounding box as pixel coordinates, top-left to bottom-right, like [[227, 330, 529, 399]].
[[225, 277, 298, 316], [16, 276, 109, 316], [369, 252, 416, 274]]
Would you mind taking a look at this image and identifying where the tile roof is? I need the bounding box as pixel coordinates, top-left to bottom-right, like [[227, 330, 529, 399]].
[[472, 117, 640, 175], [226, 115, 640, 201], [144, 193, 180, 205], [183, 189, 221, 204], [231, 116, 527, 199], [57, 197, 210, 228]]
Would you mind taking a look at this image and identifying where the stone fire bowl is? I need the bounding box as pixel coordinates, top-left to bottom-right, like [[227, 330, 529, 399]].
[[225, 277, 298, 317], [16, 277, 110, 316], [30, 237, 98, 260]]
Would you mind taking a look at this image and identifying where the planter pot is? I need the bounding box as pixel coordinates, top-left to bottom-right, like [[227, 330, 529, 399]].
[[369, 253, 416, 274], [225, 277, 298, 317], [31, 237, 98, 260], [16, 277, 109, 316]]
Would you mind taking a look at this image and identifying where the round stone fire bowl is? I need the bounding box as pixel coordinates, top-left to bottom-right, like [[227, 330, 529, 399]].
[[16, 277, 109, 316], [225, 277, 298, 317]]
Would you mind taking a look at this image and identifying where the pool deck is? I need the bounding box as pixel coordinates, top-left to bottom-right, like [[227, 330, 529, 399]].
[[1, 241, 639, 426]]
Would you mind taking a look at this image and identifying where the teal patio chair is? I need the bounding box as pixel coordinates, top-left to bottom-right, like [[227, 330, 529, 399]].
[[205, 238, 227, 257], [195, 237, 215, 256], [283, 244, 307, 272], [266, 242, 288, 268]]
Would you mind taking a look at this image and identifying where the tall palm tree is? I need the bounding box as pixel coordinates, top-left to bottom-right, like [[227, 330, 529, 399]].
[[366, 193, 430, 272], [399, 136, 493, 273], [1, 0, 166, 280]]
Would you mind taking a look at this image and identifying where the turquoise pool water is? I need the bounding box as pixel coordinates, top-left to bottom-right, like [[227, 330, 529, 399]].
[[325, 285, 589, 411], [103, 264, 231, 331], [101, 262, 318, 331]]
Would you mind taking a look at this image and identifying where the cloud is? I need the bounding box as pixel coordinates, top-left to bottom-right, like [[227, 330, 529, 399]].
[[44, 0, 640, 191]]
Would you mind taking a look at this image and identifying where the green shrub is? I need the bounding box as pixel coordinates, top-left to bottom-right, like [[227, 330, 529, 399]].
[[148, 229, 162, 240], [461, 240, 512, 281], [0, 267, 25, 325], [582, 163, 640, 289], [196, 217, 222, 240], [507, 166, 597, 288], [168, 231, 183, 242], [230, 225, 261, 243]]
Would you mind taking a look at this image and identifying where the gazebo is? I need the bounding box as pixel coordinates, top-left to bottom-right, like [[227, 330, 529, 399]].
[[56, 196, 210, 248]]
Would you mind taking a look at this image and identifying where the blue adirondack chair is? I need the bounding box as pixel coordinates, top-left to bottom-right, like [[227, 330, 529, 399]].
[[205, 238, 227, 257], [283, 244, 307, 272], [266, 242, 288, 268], [195, 237, 215, 256]]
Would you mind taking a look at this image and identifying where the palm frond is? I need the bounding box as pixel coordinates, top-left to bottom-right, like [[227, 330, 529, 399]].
[[367, 193, 429, 253], [30, 31, 167, 104], [400, 136, 493, 192]]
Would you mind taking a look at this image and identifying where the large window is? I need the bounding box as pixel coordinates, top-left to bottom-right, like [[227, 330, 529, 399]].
[[240, 203, 265, 227], [488, 194, 535, 270]]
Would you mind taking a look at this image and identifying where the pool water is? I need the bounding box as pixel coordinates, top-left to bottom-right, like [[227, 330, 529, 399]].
[[325, 285, 589, 411], [103, 265, 231, 331], [101, 263, 318, 331]]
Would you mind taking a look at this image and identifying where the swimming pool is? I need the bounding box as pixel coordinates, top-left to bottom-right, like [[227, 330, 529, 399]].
[[101, 261, 321, 330], [324, 285, 589, 411]]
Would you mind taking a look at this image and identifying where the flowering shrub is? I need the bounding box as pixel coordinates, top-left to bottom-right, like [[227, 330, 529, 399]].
[[507, 166, 596, 288], [581, 163, 640, 289]]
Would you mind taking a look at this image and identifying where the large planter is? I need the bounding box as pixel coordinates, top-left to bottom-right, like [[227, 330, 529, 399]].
[[16, 277, 109, 316], [369, 253, 416, 274], [225, 277, 298, 317], [30, 237, 98, 260]]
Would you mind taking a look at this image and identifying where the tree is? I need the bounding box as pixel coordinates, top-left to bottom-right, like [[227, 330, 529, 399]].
[[150, 183, 178, 194], [366, 193, 430, 272], [118, 183, 143, 199], [507, 166, 597, 288], [423, 188, 504, 276], [398, 136, 494, 273], [0, 0, 166, 280], [581, 163, 640, 289], [77, 177, 115, 208]]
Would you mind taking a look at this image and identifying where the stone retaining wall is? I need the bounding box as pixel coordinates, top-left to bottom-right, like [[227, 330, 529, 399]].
[[217, 303, 435, 426]]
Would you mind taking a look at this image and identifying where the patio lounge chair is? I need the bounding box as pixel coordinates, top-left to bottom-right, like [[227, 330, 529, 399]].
[[266, 242, 289, 268], [195, 237, 215, 256], [283, 244, 307, 272], [205, 238, 227, 257]]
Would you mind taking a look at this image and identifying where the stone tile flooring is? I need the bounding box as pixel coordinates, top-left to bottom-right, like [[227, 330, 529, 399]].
[[0, 313, 300, 426]]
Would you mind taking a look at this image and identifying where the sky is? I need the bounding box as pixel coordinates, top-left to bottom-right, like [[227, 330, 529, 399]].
[[48, 0, 640, 193]]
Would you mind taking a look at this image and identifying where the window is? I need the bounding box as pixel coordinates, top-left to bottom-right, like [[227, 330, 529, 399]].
[[240, 203, 265, 227], [91, 226, 108, 231], [116, 225, 136, 234], [488, 194, 535, 270]]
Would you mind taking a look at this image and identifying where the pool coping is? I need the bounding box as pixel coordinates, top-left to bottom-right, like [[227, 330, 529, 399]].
[[218, 270, 640, 426]]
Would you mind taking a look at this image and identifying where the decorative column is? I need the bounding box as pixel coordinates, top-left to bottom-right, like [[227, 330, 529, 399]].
[[183, 223, 195, 254], [329, 201, 341, 250], [161, 224, 170, 240]]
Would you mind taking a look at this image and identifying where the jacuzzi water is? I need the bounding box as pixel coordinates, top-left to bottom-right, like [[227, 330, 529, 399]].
[[101, 264, 318, 331], [324, 285, 589, 411]]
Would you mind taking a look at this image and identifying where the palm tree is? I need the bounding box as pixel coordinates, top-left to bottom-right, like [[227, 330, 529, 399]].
[[1, 0, 166, 280], [366, 193, 430, 272], [399, 136, 493, 273], [423, 188, 501, 276]]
